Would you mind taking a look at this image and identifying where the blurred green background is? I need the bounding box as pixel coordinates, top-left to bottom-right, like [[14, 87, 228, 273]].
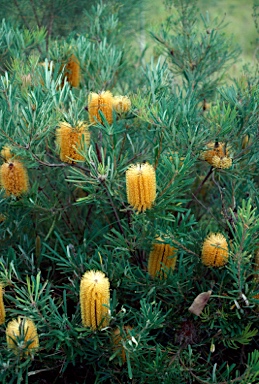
[[0, 0, 257, 75], [146, 0, 257, 74]]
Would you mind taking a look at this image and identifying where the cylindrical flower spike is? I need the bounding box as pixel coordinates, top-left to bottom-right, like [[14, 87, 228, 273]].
[[88, 91, 114, 125], [112, 326, 133, 363], [201, 233, 229, 267], [113, 95, 131, 114], [0, 284, 5, 325], [0, 160, 29, 197], [64, 54, 80, 87], [80, 270, 110, 330], [126, 163, 156, 212], [6, 317, 39, 356], [148, 238, 177, 278], [56, 121, 90, 163]]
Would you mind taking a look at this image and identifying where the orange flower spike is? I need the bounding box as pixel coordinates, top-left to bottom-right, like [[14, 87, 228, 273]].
[[0, 160, 29, 197], [6, 317, 39, 356], [56, 121, 90, 163], [0, 284, 5, 325], [88, 91, 114, 125], [80, 270, 110, 330], [201, 233, 229, 267], [65, 54, 80, 87], [126, 163, 156, 212], [148, 239, 177, 278]]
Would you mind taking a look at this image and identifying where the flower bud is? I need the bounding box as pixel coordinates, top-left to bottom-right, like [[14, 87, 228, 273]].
[[1, 146, 13, 161], [6, 317, 39, 356], [113, 96, 131, 114]]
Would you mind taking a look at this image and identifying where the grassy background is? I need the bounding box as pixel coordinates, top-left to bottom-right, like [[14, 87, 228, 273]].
[[143, 0, 258, 75]]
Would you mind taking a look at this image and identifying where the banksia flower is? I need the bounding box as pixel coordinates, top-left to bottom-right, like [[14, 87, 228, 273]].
[[0, 284, 5, 325], [201, 142, 232, 169], [80, 270, 110, 330], [126, 163, 156, 212], [56, 121, 90, 163], [148, 238, 177, 278], [64, 54, 80, 87], [0, 160, 29, 197], [113, 95, 131, 114], [201, 233, 229, 267], [112, 326, 133, 363], [6, 317, 39, 356], [88, 91, 114, 125], [1, 146, 13, 161]]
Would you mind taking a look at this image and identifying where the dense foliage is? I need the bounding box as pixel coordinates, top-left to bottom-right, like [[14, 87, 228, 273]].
[[0, 1, 259, 383]]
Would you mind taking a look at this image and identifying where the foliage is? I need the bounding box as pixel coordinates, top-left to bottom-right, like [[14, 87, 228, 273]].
[[0, 0, 259, 383]]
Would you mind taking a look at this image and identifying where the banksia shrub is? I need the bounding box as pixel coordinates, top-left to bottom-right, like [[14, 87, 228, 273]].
[[80, 270, 110, 330], [112, 326, 133, 363], [0, 284, 5, 325], [6, 317, 39, 356], [88, 91, 114, 125], [126, 163, 156, 212], [201, 233, 229, 267], [64, 54, 80, 87], [148, 238, 177, 278], [56, 121, 90, 163], [0, 160, 29, 197], [201, 142, 232, 169], [113, 95, 131, 114]]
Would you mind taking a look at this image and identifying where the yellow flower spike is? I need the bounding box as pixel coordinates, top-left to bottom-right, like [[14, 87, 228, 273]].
[[148, 238, 177, 278], [126, 163, 156, 212], [0, 284, 5, 325], [112, 326, 133, 363], [80, 270, 110, 330], [1, 146, 13, 161], [6, 317, 39, 356], [88, 91, 114, 125], [0, 160, 29, 197], [201, 233, 229, 267], [113, 95, 131, 114], [64, 54, 80, 87], [56, 121, 90, 163]]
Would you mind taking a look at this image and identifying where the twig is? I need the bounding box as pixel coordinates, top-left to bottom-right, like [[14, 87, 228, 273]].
[[186, 166, 213, 209], [29, 0, 41, 29]]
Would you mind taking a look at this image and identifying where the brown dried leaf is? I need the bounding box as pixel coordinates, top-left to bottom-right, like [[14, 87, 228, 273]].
[[188, 290, 212, 316]]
